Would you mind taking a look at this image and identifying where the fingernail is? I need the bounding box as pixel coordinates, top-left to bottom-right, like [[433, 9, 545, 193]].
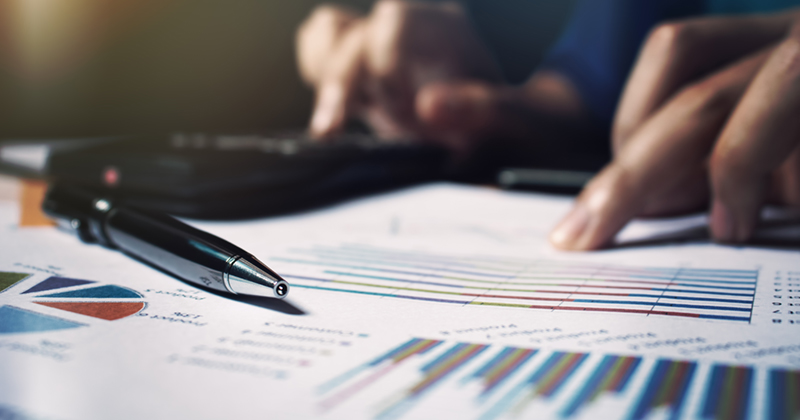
[[311, 85, 342, 135], [710, 199, 735, 242], [550, 204, 591, 249]]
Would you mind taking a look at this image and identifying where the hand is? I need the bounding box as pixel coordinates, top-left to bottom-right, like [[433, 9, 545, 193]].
[[550, 10, 800, 250], [296, 0, 584, 156]]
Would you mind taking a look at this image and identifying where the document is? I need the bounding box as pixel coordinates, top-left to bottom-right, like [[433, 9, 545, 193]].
[[1, 182, 798, 420]]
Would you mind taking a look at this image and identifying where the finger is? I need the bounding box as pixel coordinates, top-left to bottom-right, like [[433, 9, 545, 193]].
[[415, 81, 530, 152], [309, 21, 367, 139], [416, 82, 516, 131], [768, 146, 800, 207], [356, 0, 426, 140], [550, 47, 772, 251], [709, 28, 800, 243], [360, 0, 501, 142], [296, 5, 361, 86], [613, 13, 795, 153]]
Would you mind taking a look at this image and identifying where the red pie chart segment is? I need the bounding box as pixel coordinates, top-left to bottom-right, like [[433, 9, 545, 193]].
[[34, 301, 146, 321]]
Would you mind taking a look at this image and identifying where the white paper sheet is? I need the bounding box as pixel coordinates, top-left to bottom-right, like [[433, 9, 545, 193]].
[[1, 182, 799, 420]]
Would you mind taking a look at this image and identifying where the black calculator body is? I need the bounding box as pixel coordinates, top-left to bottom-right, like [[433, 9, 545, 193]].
[[45, 133, 449, 219]]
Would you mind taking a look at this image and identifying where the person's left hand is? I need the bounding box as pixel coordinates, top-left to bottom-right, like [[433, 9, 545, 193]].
[[296, 1, 588, 157], [550, 10, 800, 250]]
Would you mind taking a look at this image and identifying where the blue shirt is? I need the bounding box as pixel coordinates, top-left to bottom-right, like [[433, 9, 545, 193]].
[[540, 0, 800, 124]]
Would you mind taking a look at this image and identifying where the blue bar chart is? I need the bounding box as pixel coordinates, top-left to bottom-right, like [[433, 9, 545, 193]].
[[465, 346, 538, 398], [629, 359, 697, 420], [318, 337, 793, 420], [318, 338, 444, 411], [479, 351, 588, 420], [768, 368, 800, 420], [700, 365, 754, 420], [560, 355, 641, 418], [273, 245, 757, 322]]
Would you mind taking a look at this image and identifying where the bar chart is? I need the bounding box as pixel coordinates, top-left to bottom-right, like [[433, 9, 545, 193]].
[[560, 355, 641, 418], [273, 245, 757, 322], [769, 368, 800, 420], [629, 359, 696, 420], [479, 351, 589, 420], [701, 365, 754, 420], [317, 337, 789, 420]]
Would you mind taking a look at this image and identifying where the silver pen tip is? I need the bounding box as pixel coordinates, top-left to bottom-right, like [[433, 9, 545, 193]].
[[226, 257, 289, 299], [275, 282, 288, 297]]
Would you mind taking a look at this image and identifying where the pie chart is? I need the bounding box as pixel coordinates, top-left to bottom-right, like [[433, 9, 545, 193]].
[[0, 271, 146, 334]]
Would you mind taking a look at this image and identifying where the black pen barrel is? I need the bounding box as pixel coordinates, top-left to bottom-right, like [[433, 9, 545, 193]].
[[105, 208, 238, 293], [42, 185, 289, 298]]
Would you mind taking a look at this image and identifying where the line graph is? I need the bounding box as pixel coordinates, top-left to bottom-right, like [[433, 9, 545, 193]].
[[273, 245, 757, 322]]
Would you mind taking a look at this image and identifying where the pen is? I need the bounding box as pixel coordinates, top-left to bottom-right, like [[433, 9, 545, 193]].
[[41, 185, 289, 299], [497, 168, 595, 192]]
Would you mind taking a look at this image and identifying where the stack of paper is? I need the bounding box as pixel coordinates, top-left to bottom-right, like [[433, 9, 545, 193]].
[[1, 182, 798, 420]]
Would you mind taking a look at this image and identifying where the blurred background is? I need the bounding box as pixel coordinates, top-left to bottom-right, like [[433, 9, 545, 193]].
[[0, 0, 578, 140]]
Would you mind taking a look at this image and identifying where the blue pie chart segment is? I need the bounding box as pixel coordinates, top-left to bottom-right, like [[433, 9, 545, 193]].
[[0, 305, 84, 334], [38, 285, 142, 299]]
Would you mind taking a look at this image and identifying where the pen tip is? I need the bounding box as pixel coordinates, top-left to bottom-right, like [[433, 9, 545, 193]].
[[276, 282, 288, 297], [227, 257, 289, 299]]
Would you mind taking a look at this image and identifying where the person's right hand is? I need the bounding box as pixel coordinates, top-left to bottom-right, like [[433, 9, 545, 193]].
[[549, 10, 800, 250], [296, 0, 507, 154]]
